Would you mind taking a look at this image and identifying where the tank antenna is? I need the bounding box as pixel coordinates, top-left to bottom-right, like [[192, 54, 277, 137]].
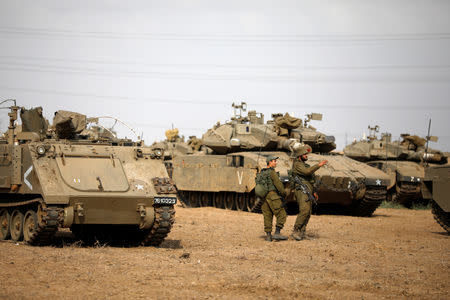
[[385, 130, 389, 167], [424, 118, 432, 167], [1, 100, 19, 145], [256, 126, 268, 170], [394, 135, 400, 173]]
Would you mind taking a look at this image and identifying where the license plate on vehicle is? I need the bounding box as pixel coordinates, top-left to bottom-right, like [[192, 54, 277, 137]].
[[154, 197, 177, 205]]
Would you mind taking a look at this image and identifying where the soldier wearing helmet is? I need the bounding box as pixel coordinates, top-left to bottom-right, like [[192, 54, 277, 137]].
[[290, 145, 327, 241], [260, 155, 289, 242]]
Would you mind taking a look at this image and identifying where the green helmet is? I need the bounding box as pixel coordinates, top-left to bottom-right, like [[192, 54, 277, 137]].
[[266, 155, 279, 164], [294, 145, 312, 157]]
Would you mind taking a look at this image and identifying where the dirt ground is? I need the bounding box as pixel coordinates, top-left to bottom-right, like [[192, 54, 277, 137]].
[[0, 206, 448, 300]]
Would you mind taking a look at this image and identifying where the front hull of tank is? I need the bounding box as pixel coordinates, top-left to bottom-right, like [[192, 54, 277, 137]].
[[367, 160, 427, 206]]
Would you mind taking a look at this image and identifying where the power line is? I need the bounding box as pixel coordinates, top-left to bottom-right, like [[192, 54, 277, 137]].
[[0, 85, 220, 105], [0, 62, 449, 82], [1, 55, 449, 71], [1, 85, 449, 111], [1, 26, 450, 42], [333, 132, 450, 139]]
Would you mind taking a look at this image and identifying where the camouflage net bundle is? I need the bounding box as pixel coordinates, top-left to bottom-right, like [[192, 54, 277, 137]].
[[401, 135, 426, 149], [53, 110, 87, 139], [165, 128, 180, 142], [20, 107, 48, 136], [274, 113, 302, 136]]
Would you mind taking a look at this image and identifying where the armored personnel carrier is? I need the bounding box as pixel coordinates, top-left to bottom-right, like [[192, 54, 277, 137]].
[[0, 101, 176, 246], [343, 126, 447, 206], [422, 164, 450, 233], [171, 102, 390, 216]]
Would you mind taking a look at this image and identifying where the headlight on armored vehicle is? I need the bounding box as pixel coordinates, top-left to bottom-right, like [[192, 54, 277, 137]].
[[36, 145, 46, 155], [153, 148, 163, 158], [135, 148, 143, 158]]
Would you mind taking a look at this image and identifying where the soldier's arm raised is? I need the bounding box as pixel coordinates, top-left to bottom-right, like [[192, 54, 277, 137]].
[[293, 161, 321, 176]]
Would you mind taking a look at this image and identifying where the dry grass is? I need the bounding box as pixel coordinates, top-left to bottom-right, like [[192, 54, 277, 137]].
[[0, 206, 448, 299]]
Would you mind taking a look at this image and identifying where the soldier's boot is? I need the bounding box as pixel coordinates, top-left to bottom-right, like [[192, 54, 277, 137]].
[[291, 228, 304, 241], [265, 232, 272, 242], [300, 228, 306, 239], [272, 226, 288, 241]]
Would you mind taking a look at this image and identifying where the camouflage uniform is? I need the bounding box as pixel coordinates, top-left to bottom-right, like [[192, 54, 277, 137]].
[[261, 168, 287, 233], [292, 160, 320, 236]]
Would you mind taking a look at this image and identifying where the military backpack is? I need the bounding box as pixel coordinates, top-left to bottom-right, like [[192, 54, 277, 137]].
[[255, 168, 272, 198]]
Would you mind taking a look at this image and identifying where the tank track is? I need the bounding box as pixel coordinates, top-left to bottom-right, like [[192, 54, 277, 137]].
[[142, 206, 175, 246], [179, 190, 294, 215], [26, 205, 64, 246], [431, 201, 450, 233], [0, 199, 64, 245], [394, 182, 421, 205], [352, 186, 386, 217], [180, 191, 257, 212]]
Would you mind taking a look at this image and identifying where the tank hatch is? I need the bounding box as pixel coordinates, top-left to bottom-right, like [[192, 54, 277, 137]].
[[56, 156, 129, 192]]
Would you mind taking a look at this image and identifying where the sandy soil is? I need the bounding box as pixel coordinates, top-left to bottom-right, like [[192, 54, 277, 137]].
[[0, 206, 448, 300]]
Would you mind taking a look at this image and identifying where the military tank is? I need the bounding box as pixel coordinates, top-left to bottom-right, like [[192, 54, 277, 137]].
[[151, 128, 204, 177], [171, 102, 390, 216], [0, 100, 176, 246], [343, 125, 447, 206], [421, 164, 450, 233]]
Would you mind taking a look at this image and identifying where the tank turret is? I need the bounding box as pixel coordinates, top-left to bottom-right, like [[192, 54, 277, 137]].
[[344, 126, 445, 164], [202, 102, 303, 154]]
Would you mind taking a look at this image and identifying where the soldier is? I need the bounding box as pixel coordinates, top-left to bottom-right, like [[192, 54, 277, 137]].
[[291, 146, 327, 241], [261, 155, 288, 242]]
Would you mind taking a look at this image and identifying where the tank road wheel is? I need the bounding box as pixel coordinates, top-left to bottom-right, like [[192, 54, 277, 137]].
[[23, 210, 39, 244], [213, 193, 225, 209], [253, 196, 265, 213], [224, 192, 236, 210], [247, 195, 256, 211], [352, 186, 386, 217], [200, 192, 211, 207], [10, 209, 24, 242], [235, 193, 247, 211], [0, 209, 11, 240], [177, 191, 189, 207], [247, 194, 264, 213], [188, 192, 200, 208]]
